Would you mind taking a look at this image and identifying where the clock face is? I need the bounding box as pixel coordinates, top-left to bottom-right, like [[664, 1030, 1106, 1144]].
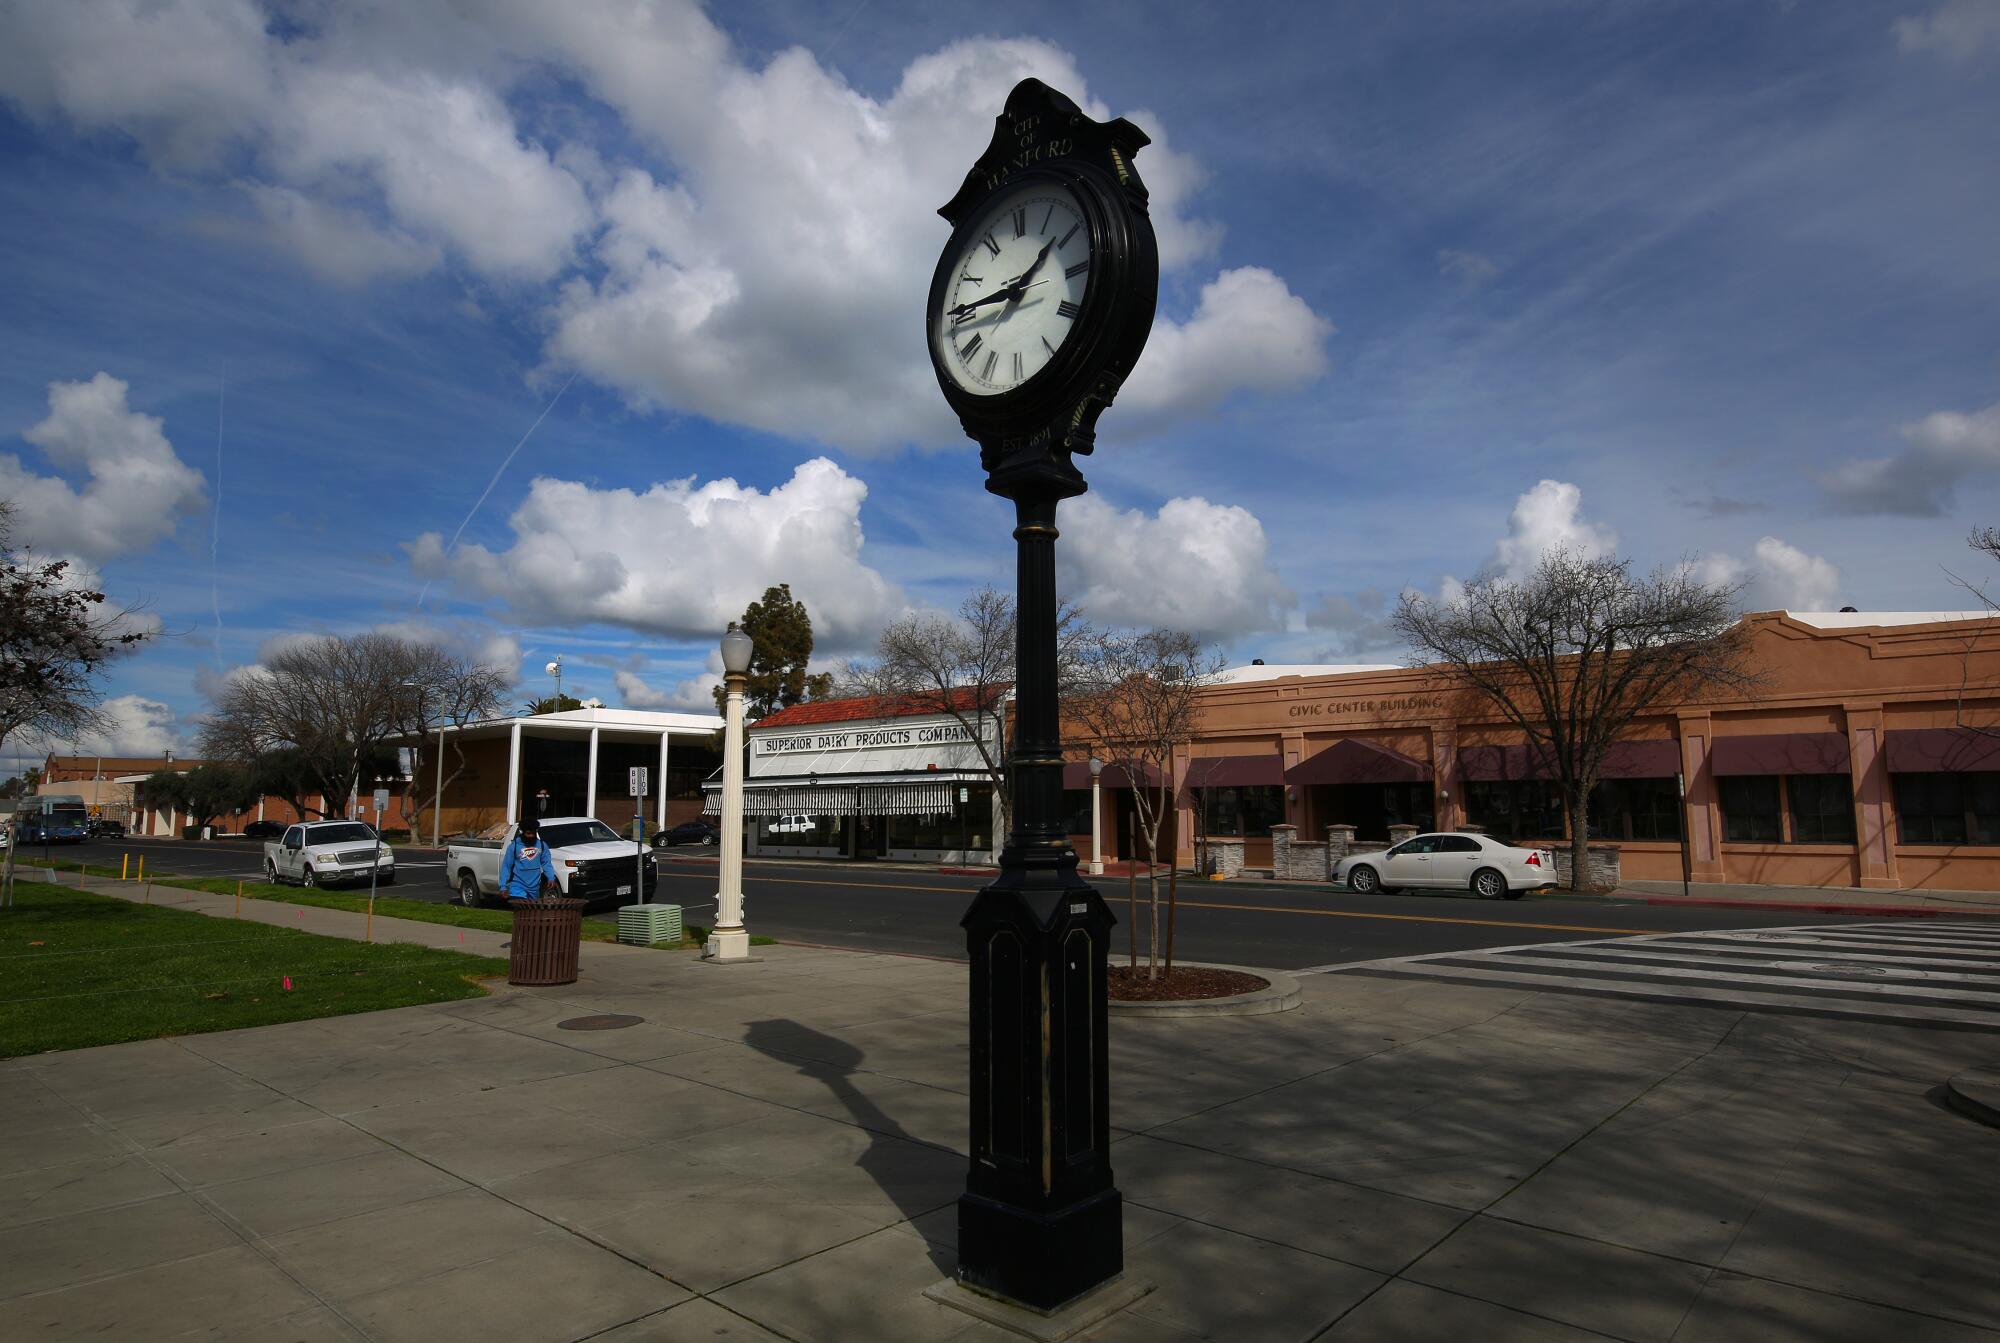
[[934, 182, 1092, 397]]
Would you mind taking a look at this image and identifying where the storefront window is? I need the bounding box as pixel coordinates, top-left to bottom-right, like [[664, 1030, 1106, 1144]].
[[1059, 789, 1095, 835], [1201, 785, 1286, 837], [757, 813, 843, 848], [1465, 780, 1564, 839], [1787, 774, 1856, 844], [1589, 777, 1683, 841], [885, 784, 994, 854], [1894, 771, 2000, 845], [1719, 776, 1782, 842]]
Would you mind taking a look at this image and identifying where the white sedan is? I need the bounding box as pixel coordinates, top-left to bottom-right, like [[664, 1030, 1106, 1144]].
[[1334, 832, 1557, 900]]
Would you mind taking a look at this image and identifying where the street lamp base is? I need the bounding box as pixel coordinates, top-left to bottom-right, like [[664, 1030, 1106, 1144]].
[[703, 927, 753, 961]]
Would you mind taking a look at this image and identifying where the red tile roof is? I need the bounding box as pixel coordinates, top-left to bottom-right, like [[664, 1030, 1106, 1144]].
[[752, 685, 1008, 729]]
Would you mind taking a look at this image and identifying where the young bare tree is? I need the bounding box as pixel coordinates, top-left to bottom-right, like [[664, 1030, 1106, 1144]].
[[841, 586, 1092, 836], [1065, 628, 1225, 978], [200, 633, 505, 823], [1393, 547, 1758, 891]]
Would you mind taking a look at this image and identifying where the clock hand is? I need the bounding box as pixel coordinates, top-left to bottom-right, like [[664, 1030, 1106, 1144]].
[[946, 279, 1049, 320], [948, 239, 1060, 319]]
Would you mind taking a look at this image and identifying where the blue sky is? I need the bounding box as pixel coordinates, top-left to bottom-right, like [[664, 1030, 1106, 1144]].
[[2, 0, 1997, 763]]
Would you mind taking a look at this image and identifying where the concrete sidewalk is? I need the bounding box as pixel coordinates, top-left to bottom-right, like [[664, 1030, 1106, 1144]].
[[7, 885, 2000, 1340]]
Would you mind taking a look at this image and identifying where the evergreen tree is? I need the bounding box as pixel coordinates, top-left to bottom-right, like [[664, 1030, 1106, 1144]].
[[716, 584, 833, 717]]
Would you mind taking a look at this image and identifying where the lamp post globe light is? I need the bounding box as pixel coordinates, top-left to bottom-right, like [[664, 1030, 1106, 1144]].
[[1088, 756, 1105, 876], [706, 622, 757, 962], [925, 81, 1158, 1314]]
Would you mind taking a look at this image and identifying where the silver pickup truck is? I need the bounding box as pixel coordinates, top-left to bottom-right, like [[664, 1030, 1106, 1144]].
[[263, 820, 395, 888], [446, 816, 656, 909]]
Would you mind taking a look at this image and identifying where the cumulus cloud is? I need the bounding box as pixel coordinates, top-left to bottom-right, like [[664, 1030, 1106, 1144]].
[[1118, 269, 1333, 426], [1062, 493, 1293, 640], [64, 694, 183, 757], [1301, 588, 1399, 658], [1696, 537, 1842, 612], [1821, 400, 2000, 516], [243, 185, 441, 284], [1493, 479, 1619, 580], [615, 662, 721, 714], [409, 457, 901, 649], [0, 3, 1325, 452], [3, 373, 206, 563], [1896, 0, 2000, 58]]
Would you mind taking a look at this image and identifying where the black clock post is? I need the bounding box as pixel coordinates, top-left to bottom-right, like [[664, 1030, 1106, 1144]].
[[925, 80, 1159, 1314]]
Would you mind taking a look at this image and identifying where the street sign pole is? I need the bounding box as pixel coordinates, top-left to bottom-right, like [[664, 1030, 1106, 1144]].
[[1676, 772, 1692, 900], [369, 787, 389, 942], [629, 767, 648, 903]]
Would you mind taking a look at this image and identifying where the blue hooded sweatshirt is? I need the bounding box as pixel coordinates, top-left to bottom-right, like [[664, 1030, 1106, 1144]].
[[500, 829, 559, 901]]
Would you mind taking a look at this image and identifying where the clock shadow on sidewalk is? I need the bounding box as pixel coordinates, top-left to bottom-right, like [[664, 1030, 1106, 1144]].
[[742, 1019, 956, 1275]]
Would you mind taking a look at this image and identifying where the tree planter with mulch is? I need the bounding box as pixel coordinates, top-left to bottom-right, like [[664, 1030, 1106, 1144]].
[[1108, 964, 1268, 1002], [1105, 961, 1303, 1018]]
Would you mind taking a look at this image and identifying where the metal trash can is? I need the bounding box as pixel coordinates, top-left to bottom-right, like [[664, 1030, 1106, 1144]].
[[507, 897, 585, 985]]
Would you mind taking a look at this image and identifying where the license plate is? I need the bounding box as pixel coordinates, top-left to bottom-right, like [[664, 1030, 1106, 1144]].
[[617, 885, 633, 896]]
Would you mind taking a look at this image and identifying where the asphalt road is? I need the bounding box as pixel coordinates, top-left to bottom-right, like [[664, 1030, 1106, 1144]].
[[54, 834, 1866, 969]]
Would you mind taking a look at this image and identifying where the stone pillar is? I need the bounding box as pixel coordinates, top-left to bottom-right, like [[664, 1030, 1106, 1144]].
[[1270, 823, 1295, 878], [585, 725, 600, 819], [1387, 822, 1419, 847], [658, 731, 672, 829]]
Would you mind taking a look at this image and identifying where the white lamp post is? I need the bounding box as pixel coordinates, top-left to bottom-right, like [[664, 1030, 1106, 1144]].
[[706, 623, 756, 961], [1088, 755, 1105, 876]]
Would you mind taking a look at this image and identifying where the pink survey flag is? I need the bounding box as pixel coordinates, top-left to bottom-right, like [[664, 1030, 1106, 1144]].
[[282, 976, 293, 991]]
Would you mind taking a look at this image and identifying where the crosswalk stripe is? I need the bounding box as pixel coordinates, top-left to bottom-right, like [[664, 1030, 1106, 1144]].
[[1561, 942, 2000, 972], [1517, 945, 2000, 984], [1347, 962, 2000, 1028], [1332, 921, 2000, 1030]]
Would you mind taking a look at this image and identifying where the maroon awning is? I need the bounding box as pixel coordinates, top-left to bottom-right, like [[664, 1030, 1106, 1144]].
[[1062, 760, 1163, 789], [1285, 739, 1431, 786], [1182, 754, 1285, 788], [1457, 740, 1680, 781], [1884, 727, 2000, 773], [1710, 732, 1850, 776]]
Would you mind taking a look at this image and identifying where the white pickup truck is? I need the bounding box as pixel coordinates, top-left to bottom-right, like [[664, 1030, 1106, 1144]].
[[263, 820, 395, 888], [446, 816, 657, 909]]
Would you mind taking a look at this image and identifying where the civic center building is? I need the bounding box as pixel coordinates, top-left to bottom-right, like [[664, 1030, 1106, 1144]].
[[1132, 611, 2000, 892]]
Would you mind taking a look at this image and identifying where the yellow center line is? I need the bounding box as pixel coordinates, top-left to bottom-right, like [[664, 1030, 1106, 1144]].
[[662, 868, 1636, 935]]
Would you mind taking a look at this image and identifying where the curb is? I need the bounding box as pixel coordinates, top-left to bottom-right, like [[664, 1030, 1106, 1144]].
[[1108, 961, 1301, 1019], [1944, 1067, 2000, 1129], [1619, 895, 2000, 920]]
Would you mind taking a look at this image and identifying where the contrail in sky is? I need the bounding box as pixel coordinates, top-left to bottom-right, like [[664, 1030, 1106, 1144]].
[[210, 363, 225, 659], [418, 369, 579, 610]]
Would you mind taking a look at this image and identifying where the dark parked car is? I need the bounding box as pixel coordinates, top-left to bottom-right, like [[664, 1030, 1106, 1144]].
[[242, 820, 285, 839], [93, 819, 126, 838], [654, 819, 719, 848]]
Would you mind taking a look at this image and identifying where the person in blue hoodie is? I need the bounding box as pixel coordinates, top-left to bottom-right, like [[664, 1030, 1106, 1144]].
[[500, 816, 559, 902]]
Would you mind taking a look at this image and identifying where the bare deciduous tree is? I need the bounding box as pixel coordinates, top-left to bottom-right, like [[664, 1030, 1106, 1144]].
[[1064, 628, 1225, 978], [841, 586, 1091, 836], [0, 503, 150, 906], [200, 634, 507, 824], [1393, 547, 1758, 891], [388, 646, 511, 840]]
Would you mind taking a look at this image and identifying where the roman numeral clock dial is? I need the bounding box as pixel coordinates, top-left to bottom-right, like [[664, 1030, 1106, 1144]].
[[934, 183, 1091, 397]]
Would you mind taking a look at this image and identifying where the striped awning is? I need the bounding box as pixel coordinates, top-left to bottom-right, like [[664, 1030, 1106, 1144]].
[[703, 772, 984, 817]]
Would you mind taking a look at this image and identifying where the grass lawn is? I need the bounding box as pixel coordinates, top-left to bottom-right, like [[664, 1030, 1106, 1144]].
[[22, 861, 775, 949], [0, 881, 507, 1057], [28, 864, 621, 941]]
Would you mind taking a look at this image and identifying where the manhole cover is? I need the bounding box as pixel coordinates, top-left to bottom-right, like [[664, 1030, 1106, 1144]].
[[557, 1014, 645, 1031], [1797, 963, 1901, 979]]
